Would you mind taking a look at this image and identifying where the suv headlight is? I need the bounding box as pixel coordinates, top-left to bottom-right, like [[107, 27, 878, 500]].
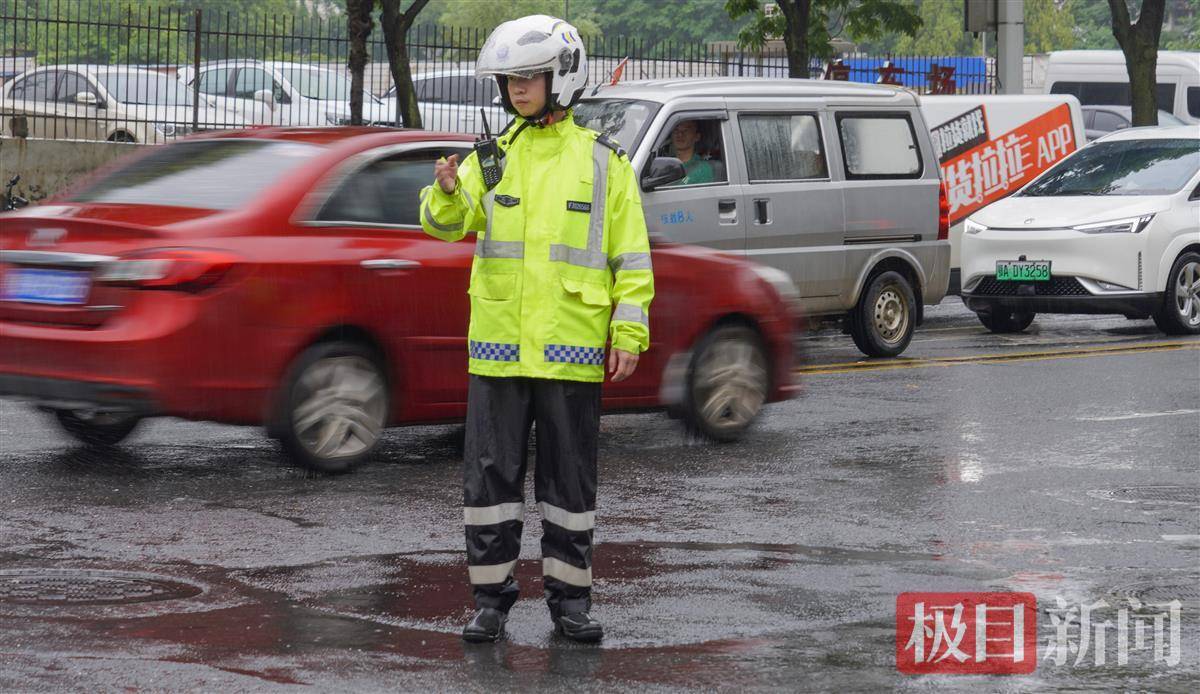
[[964, 219, 987, 235], [1072, 215, 1155, 234], [153, 122, 177, 136]]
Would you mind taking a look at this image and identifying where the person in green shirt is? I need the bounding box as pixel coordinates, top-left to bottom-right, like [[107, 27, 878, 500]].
[[668, 119, 715, 185]]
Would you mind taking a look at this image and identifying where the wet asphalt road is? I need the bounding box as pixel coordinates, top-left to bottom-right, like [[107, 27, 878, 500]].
[[1, 301, 1198, 692]]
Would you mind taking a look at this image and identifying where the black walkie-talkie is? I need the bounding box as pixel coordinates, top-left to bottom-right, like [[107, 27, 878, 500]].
[[475, 108, 503, 191]]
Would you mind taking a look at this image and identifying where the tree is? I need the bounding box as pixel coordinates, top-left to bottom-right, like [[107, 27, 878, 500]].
[[346, 0, 374, 126], [1108, 0, 1166, 125], [1025, 0, 1077, 53], [379, 0, 432, 128], [893, 0, 979, 56], [725, 0, 921, 79]]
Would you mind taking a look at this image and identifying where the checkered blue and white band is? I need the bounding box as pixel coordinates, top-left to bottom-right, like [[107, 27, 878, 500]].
[[469, 340, 520, 362], [544, 344, 605, 365]]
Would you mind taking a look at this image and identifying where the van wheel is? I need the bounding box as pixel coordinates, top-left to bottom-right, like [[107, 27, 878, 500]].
[[683, 325, 769, 442], [977, 309, 1036, 333], [274, 341, 389, 473], [1152, 252, 1200, 335], [52, 409, 141, 447], [107, 131, 136, 143], [849, 271, 916, 358]]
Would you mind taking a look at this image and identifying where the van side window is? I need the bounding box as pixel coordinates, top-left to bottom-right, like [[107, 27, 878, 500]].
[[1051, 81, 1177, 112], [739, 113, 827, 182], [652, 118, 728, 186], [1189, 87, 1200, 119], [836, 114, 921, 178]]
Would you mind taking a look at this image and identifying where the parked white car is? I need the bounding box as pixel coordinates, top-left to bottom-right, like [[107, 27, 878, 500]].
[[961, 126, 1200, 335], [0, 65, 246, 143], [178, 60, 392, 127], [379, 69, 509, 134]]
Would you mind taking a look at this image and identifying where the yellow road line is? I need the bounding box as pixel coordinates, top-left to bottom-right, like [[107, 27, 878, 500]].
[[797, 340, 1200, 376]]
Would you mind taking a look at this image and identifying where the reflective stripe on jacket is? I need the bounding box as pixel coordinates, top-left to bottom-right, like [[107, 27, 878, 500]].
[[419, 112, 654, 382]]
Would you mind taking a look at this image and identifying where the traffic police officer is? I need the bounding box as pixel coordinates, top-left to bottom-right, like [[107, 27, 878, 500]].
[[420, 15, 653, 643]]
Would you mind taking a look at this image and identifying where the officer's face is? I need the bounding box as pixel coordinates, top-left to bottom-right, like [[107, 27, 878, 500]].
[[507, 74, 548, 117]]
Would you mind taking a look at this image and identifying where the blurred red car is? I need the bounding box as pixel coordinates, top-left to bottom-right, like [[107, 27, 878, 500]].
[[0, 127, 798, 471]]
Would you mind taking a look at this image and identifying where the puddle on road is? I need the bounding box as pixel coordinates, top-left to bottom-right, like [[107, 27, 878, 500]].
[[0, 539, 949, 688]]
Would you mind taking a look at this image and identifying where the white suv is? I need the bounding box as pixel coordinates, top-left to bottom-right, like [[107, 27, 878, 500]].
[[178, 60, 392, 127], [961, 126, 1200, 335]]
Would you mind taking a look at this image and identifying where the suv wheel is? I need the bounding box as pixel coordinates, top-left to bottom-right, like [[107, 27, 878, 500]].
[[274, 341, 389, 473], [849, 270, 916, 358], [684, 325, 768, 442], [1153, 252, 1200, 335], [977, 309, 1036, 333], [52, 409, 141, 447]]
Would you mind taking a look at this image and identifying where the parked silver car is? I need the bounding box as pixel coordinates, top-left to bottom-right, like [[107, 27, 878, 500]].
[[0, 65, 245, 143], [575, 78, 951, 357]]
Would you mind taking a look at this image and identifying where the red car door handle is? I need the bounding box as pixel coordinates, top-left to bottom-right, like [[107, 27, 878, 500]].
[[361, 258, 420, 270]]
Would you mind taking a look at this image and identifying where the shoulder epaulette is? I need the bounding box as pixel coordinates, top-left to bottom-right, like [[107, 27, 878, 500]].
[[594, 132, 627, 159]]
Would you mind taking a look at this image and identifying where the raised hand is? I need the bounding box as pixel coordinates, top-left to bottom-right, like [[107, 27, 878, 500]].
[[435, 154, 459, 194]]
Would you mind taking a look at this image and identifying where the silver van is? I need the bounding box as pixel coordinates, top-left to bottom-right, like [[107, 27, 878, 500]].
[[575, 78, 951, 357]]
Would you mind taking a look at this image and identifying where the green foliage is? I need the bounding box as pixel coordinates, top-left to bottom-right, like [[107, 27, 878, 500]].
[[1026, 0, 1077, 53], [433, 0, 602, 37], [1, 0, 322, 64], [726, 0, 921, 59], [892, 0, 979, 55], [591, 0, 748, 47]]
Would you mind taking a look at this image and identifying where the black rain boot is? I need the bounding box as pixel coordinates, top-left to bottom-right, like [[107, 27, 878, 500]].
[[462, 607, 507, 643], [554, 612, 603, 643]]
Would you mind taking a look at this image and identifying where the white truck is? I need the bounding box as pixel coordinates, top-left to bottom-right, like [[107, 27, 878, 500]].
[[919, 94, 1088, 294]]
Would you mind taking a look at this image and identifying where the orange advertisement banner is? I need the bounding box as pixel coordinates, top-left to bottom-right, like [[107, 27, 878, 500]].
[[942, 103, 1077, 225]]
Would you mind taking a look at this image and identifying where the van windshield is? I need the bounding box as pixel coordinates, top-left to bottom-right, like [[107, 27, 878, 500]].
[[573, 99, 659, 153], [1020, 138, 1199, 197]]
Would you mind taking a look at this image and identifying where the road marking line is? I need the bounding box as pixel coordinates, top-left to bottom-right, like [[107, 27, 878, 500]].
[[1078, 409, 1200, 422], [1162, 535, 1200, 542], [795, 340, 1200, 375]]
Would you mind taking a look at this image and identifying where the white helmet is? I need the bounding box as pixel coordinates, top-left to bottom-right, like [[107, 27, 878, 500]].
[[476, 14, 588, 116]]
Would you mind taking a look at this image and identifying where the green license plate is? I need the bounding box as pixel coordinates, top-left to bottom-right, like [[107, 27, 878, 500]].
[[996, 260, 1051, 282]]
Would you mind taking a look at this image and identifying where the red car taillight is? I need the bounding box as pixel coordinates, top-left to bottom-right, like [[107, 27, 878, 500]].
[[937, 181, 950, 241], [96, 248, 238, 291]]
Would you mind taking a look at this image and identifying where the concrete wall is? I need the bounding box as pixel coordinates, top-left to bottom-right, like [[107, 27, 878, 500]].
[[1, 137, 142, 204]]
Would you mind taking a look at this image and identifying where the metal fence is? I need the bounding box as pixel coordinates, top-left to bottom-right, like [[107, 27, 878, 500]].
[[1, 1, 996, 143]]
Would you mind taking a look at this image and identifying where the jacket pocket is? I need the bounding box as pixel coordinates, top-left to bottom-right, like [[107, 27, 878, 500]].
[[551, 275, 611, 350], [560, 276, 610, 307], [468, 271, 517, 300]]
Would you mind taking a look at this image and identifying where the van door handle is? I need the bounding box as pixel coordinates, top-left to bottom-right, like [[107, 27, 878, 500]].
[[361, 258, 420, 270], [718, 198, 737, 225], [753, 198, 771, 225]]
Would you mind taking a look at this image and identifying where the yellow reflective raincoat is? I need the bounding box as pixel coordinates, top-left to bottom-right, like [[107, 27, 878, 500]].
[[420, 113, 654, 382]]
